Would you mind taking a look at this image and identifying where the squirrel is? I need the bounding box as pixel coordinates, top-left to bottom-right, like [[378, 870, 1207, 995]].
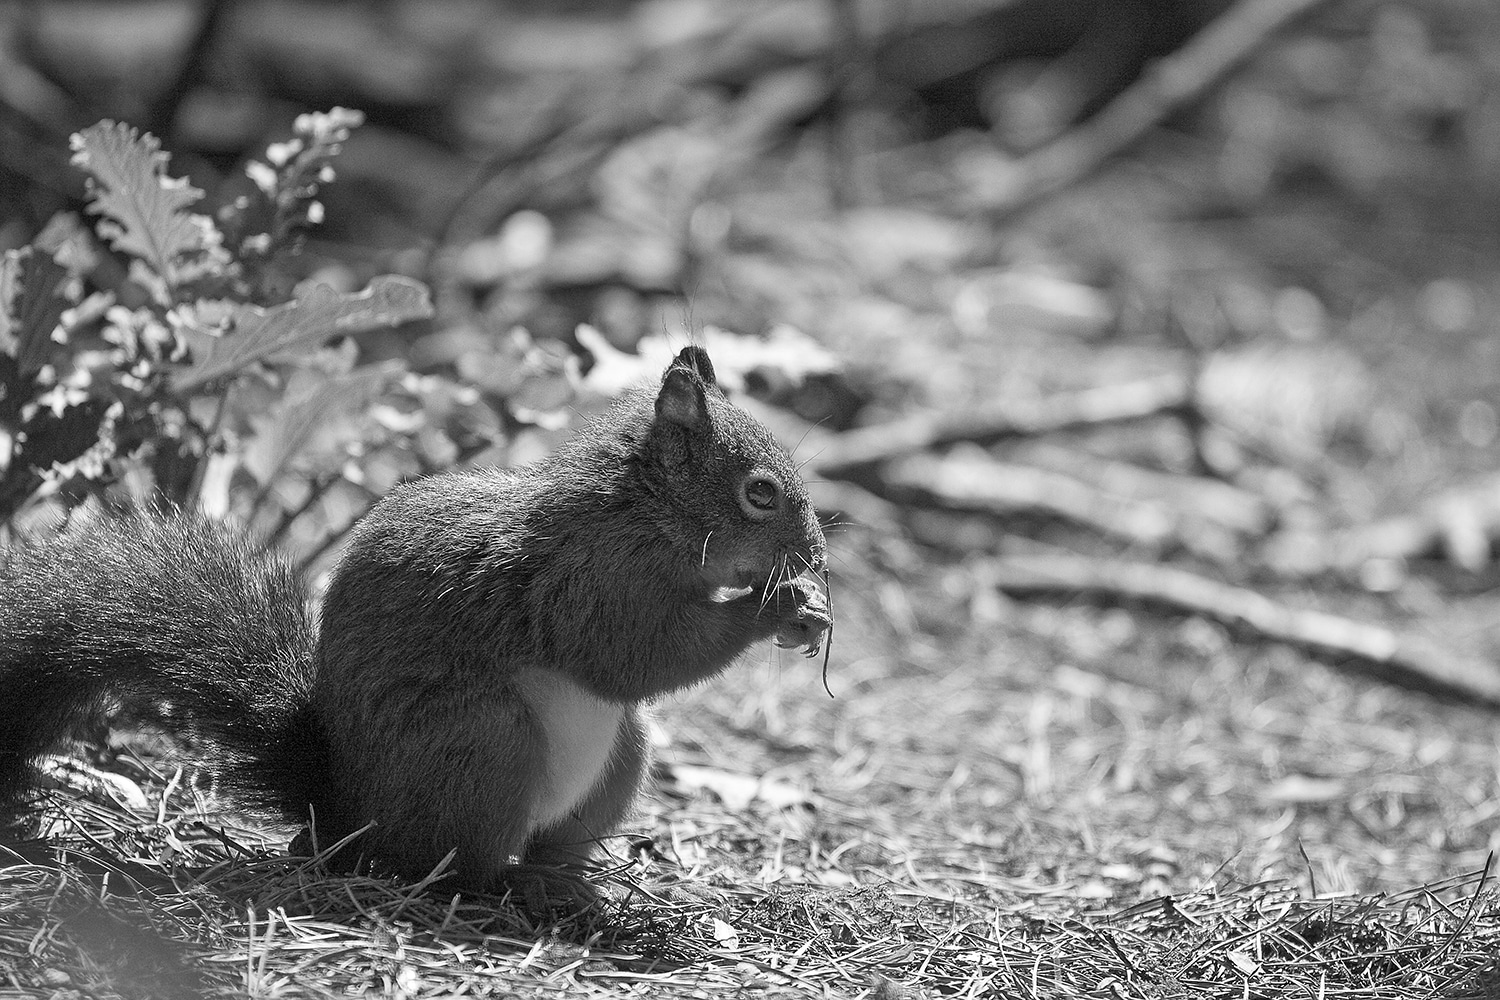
[[0, 346, 831, 890]]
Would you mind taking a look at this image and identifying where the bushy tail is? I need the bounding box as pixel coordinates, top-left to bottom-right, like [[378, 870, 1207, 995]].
[[0, 509, 328, 824]]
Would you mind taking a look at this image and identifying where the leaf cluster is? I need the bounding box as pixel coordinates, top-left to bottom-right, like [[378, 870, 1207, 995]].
[[0, 111, 474, 553]]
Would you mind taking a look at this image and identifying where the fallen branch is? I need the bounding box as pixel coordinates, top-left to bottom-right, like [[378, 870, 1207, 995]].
[[988, 552, 1500, 706], [811, 372, 1192, 478], [887, 450, 1249, 564], [1015, 441, 1272, 537], [977, 0, 1337, 214]]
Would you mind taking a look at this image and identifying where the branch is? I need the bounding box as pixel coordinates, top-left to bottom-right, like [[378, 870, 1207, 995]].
[[977, 0, 1337, 214], [887, 452, 1251, 563], [811, 372, 1192, 479], [989, 552, 1500, 706]]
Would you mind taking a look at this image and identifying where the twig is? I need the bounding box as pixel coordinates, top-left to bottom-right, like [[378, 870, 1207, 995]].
[[977, 0, 1336, 214], [184, 381, 234, 512], [261, 472, 344, 550], [293, 489, 376, 577], [810, 372, 1192, 478], [988, 551, 1500, 706]]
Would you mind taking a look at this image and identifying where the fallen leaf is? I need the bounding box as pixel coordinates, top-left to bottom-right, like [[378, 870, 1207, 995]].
[[39, 755, 149, 810], [665, 763, 812, 811], [711, 917, 741, 950]]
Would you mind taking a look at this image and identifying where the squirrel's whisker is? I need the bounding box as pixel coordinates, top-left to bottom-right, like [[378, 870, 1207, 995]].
[[789, 416, 829, 461]]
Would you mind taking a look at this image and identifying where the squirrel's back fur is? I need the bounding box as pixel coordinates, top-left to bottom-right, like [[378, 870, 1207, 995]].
[[0, 510, 327, 820]]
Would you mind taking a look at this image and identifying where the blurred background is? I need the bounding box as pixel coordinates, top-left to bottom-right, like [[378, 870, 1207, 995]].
[[4, 0, 1500, 902]]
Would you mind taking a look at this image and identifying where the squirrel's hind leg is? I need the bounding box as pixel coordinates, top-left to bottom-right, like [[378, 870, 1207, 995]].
[[522, 708, 648, 869], [320, 684, 545, 891]]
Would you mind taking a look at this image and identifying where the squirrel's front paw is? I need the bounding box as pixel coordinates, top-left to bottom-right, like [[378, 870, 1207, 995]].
[[770, 577, 833, 658]]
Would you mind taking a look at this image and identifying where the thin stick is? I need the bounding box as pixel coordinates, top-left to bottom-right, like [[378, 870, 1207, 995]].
[[820, 566, 835, 698]]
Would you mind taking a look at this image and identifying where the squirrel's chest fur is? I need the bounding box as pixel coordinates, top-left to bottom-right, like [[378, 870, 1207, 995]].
[[513, 667, 625, 828]]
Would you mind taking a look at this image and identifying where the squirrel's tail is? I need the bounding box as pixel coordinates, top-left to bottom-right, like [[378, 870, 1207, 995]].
[[0, 509, 328, 824]]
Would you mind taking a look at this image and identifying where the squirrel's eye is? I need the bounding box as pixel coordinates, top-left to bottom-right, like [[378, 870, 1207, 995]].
[[741, 475, 781, 515]]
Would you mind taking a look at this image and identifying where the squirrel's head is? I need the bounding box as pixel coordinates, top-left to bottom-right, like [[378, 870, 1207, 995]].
[[641, 346, 827, 595]]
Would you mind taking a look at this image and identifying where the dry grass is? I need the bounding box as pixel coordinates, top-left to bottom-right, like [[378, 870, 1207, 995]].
[[4, 559, 1500, 999], [5, 790, 1498, 999]]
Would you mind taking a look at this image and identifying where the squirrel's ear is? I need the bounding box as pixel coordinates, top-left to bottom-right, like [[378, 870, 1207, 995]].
[[672, 346, 717, 387], [656, 365, 709, 432]]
